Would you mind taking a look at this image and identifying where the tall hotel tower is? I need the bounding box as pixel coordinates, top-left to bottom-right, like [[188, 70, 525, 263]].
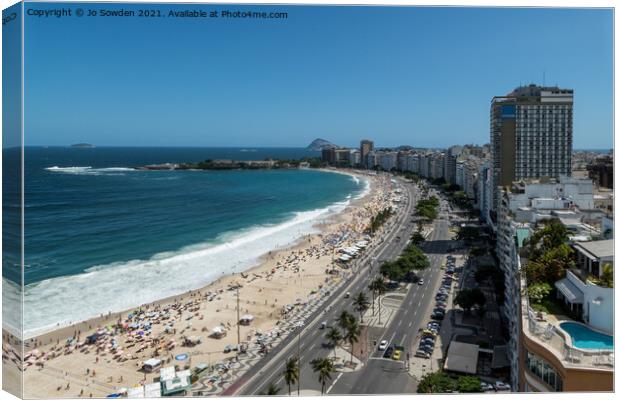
[[490, 85, 573, 212], [360, 139, 374, 169]]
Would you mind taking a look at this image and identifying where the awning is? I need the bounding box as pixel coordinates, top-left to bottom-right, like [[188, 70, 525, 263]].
[[443, 342, 479, 374], [555, 278, 584, 304]]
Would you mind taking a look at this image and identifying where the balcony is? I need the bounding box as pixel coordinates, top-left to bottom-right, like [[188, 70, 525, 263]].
[[520, 274, 613, 370]]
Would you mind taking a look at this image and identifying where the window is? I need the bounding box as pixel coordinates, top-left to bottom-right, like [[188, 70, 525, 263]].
[[526, 352, 563, 391]]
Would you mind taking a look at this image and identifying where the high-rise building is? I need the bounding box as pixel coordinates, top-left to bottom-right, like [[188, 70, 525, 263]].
[[360, 140, 374, 168], [443, 153, 457, 184], [490, 85, 573, 212]]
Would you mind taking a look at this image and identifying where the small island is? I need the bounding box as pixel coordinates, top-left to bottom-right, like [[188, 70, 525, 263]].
[[70, 143, 95, 148], [136, 157, 325, 171]]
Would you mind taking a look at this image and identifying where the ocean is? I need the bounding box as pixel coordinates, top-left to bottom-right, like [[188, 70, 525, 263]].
[[2, 147, 368, 338]]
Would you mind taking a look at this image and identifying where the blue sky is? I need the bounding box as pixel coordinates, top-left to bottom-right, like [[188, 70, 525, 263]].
[[20, 4, 613, 149]]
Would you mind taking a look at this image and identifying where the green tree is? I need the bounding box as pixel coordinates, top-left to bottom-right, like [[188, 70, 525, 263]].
[[352, 292, 370, 322], [454, 288, 486, 314], [600, 263, 613, 288], [325, 327, 342, 359], [410, 231, 425, 246], [310, 357, 335, 395], [283, 357, 299, 396], [344, 318, 361, 365], [417, 371, 455, 393], [369, 276, 387, 323], [457, 376, 483, 393], [337, 310, 354, 336], [526, 282, 552, 303], [259, 382, 281, 395]]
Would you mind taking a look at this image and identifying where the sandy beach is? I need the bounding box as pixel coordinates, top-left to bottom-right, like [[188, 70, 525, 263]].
[[3, 170, 397, 398]]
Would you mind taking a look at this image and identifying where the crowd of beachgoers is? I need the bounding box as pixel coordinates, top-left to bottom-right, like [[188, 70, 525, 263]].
[[3, 170, 400, 398]]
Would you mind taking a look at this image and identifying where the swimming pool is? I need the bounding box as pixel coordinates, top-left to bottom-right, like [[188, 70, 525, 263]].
[[559, 322, 614, 350]]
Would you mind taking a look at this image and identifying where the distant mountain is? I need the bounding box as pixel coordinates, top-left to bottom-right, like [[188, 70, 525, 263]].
[[71, 143, 95, 148], [306, 138, 338, 151]]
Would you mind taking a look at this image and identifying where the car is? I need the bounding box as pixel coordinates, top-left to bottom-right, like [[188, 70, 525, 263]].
[[436, 302, 448, 308], [392, 350, 402, 360], [344, 292, 351, 298], [427, 322, 440, 329], [319, 321, 327, 330], [431, 312, 444, 320], [480, 382, 494, 392], [418, 345, 434, 354], [383, 347, 394, 359], [494, 381, 511, 391], [422, 329, 437, 337], [378, 340, 388, 351], [420, 339, 435, 347], [223, 344, 234, 353], [418, 279, 424, 285], [415, 350, 431, 359]]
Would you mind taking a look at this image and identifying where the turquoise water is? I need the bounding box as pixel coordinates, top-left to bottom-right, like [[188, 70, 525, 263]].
[[3, 147, 367, 337], [559, 322, 614, 350]]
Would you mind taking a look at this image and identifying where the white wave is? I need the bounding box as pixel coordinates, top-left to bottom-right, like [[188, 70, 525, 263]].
[[2, 279, 22, 337], [21, 199, 350, 338], [45, 166, 135, 175], [355, 176, 372, 199]]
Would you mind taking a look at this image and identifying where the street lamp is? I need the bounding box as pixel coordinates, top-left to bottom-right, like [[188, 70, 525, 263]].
[[296, 321, 304, 396]]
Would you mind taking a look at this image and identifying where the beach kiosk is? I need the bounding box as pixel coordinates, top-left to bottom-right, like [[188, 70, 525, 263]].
[[161, 370, 192, 397], [239, 314, 254, 326], [142, 358, 162, 373], [210, 326, 227, 339]]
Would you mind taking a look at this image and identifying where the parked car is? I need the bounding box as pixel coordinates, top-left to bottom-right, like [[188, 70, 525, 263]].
[[431, 312, 444, 320], [480, 382, 494, 392], [427, 322, 440, 330], [420, 338, 435, 347], [378, 340, 388, 351], [494, 381, 511, 391], [415, 350, 431, 359], [319, 321, 327, 330], [419, 345, 434, 354]]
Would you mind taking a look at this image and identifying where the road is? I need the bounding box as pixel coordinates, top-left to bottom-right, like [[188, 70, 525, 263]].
[[232, 177, 419, 395], [329, 217, 452, 395], [234, 179, 454, 396]]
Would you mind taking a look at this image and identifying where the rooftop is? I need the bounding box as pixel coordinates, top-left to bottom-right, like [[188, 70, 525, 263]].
[[573, 239, 614, 259]]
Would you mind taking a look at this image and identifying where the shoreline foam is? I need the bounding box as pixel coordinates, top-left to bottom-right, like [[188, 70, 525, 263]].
[[8, 169, 370, 339]]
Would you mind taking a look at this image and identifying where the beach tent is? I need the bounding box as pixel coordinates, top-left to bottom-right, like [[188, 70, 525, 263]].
[[239, 315, 254, 326], [142, 358, 162, 372], [210, 326, 227, 339]]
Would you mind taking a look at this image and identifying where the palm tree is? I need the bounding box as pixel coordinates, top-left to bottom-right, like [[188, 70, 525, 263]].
[[370, 276, 387, 324], [283, 357, 299, 396], [344, 318, 361, 365], [310, 357, 335, 395], [337, 310, 354, 336], [325, 327, 342, 359], [259, 382, 281, 395], [367, 280, 376, 316], [352, 292, 370, 322]]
